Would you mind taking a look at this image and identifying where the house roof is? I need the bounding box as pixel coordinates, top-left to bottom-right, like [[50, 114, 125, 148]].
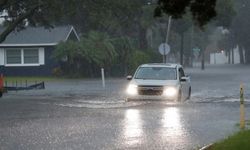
[[0, 25, 80, 47]]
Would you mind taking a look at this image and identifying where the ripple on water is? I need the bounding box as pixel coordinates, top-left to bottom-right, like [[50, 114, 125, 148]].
[[55, 99, 150, 109], [189, 93, 250, 103]]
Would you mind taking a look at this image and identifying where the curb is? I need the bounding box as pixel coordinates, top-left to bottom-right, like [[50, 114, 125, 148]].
[[199, 143, 213, 150]]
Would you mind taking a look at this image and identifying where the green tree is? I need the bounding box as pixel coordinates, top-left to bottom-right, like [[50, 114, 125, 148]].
[[81, 31, 117, 72], [229, 0, 250, 64], [0, 0, 78, 43], [154, 0, 217, 27], [128, 50, 150, 73], [54, 31, 117, 77], [171, 14, 192, 66], [64, 0, 144, 35], [215, 0, 236, 28], [61, 0, 152, 50], [154, 0, 235, 68], [54, 41, 88, 76], [111, 36, 135, 76]]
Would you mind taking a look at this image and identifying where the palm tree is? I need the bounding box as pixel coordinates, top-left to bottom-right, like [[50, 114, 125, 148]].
[[54, 41, 84, 76], [111, 36, 135, 75], [81, 31, 117, 75]]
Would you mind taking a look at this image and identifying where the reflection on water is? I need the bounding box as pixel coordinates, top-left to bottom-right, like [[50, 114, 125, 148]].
[[122, 107, 188, 148], [123, 109, 143, 146], [160, 107, 187, 144], [162, 107, 181, 129]]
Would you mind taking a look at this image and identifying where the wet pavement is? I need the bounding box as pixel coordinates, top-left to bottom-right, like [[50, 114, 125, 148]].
[[0, 64, 250, 150]]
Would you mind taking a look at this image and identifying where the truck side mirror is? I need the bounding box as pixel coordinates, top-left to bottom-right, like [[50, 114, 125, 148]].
[[126, 75, 133, 80], [180, 77, 187, 82]]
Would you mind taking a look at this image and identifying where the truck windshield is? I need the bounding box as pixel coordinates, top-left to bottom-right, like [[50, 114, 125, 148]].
[[135, 67, 177, 80]]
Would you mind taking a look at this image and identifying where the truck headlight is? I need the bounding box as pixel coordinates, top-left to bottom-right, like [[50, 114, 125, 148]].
[[127, 84, 138, 95], [163, 87, 177, 97]]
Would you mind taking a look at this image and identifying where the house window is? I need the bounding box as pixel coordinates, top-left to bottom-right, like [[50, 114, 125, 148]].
[[5, 48, 44, 66], [24, 49, 39, 64], [6, 49, 21, 64]]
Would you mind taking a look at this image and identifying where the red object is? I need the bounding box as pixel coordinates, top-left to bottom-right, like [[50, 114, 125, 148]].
[[0, 74, 3, 90]]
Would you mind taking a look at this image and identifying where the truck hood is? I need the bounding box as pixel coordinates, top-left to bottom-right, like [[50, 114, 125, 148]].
[[132, 79, 178, 86]]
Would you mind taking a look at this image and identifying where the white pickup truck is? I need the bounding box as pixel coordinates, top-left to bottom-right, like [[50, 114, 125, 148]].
[[126, 63, 191, 102]]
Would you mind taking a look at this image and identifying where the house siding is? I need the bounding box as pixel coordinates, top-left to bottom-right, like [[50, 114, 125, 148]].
[[0, 46, 58, 76]]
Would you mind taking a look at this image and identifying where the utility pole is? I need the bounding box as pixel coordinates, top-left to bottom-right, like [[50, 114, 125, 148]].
[[180, 32, 184, 65], [201, 50, 205, 70], [163, 16, 172, 63], [190, 25, 194, 67]]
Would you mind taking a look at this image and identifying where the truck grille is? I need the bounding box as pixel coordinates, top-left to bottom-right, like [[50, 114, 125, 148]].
[[138, 85, 163, 95]]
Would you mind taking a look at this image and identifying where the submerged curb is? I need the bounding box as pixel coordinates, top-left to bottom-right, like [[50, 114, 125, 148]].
[[199, 143, 213, 150]]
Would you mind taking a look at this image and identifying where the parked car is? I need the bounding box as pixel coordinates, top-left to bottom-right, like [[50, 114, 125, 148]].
[[126, 63, 191, 102]]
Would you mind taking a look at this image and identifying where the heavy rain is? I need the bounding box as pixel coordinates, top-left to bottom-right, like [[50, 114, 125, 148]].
[[0, 0, 250, 150]]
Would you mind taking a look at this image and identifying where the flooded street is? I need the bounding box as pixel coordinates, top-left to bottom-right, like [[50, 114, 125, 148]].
[[1, 0, 250, 149], [0, 65, 250, 150]]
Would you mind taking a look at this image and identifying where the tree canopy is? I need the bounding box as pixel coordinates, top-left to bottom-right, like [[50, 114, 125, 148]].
[[154, 0, 217, 27], [1, 0, 246, 76], [0, 0, 77, 43]]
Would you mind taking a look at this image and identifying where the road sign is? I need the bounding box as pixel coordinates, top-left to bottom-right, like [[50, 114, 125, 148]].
[[193, 47, 200, 58], [158, 43, 170, 55], [192, 47, 200, 53]]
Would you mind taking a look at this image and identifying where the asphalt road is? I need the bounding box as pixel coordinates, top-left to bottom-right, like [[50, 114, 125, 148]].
[[0, 64, 250, 150]]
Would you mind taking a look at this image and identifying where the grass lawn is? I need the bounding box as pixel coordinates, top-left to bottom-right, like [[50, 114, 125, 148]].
[[208, 129, 250, 150]]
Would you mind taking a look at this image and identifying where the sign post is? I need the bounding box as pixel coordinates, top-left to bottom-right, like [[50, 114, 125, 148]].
[[240, 83, 245, 129], [159, 43, 170, 63], [162, 15, 172, 63], [101, 68, 105, 88], [192, 47, 200, 67]]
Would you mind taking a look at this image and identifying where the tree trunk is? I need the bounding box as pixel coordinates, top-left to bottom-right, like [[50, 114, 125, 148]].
[[232, 49, 234, 64], [139, 27, 147, 50], [245, 48, 250, 64], [184, 56, 190, 67], [239, 45, 244, 64], [201, 50, 205, 70], [228, 50, 231, 64], [123, 62, 128, 76], [180, 32, 184, 66], [190, 49, 193, 67], [184, 39, 191, 67], [124, 66, 128, 76]]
